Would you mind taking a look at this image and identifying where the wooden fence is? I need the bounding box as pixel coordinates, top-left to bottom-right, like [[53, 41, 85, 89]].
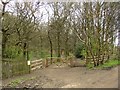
[[2, 57, 75, 79], [30, 57, 74, 71], [45, 57, 73, 66], [2, 59, 29, 79], [29, 55, 110, 71], [30, 59, 43, 71]]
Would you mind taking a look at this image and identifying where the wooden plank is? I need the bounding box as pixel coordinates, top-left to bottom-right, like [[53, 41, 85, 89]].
[[31, 59, 42, 64], [31, 62, 42, 68], [31, 65, 42, 71], [31, 59, 43, 70]]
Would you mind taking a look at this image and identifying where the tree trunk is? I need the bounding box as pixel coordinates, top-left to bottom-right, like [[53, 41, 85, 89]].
[[23, 42, 27, 60], [1, 3, 7, 59], [65, 37, 69, 57], [57, 30, 61, 62], [48, 30, 53, 64], [26, 41, 29, 61], [2, 30, 7, 58], [57, 31, 61, 58], [100, 53, 105, 65], [40, 36, 43, 58]]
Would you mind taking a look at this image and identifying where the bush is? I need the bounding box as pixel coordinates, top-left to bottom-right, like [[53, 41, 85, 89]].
[[74, 42, 85, 59], [4, 46, 22, 58]]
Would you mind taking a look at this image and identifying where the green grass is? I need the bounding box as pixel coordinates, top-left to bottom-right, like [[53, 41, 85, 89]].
[[98, 59, 120, 69], [87, 63, 94, 69], [87, 59, 120, 69], [9, 77, 36, 87], [10, 79, 21, 87]]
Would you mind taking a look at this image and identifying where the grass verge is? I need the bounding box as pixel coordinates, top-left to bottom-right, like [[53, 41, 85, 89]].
[[87, 59, 120, 69], [97, 59, 120, 69], [8, 77, 36, 87]]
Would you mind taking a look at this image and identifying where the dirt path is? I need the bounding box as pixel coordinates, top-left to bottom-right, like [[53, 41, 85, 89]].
[[2, 64, 119, 88]]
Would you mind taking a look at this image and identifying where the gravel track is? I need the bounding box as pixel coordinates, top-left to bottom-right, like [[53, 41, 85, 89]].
[[2, 64, 119, 88]]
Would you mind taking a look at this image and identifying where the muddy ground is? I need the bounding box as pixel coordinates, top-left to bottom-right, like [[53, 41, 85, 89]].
[[2, 63, 119, 88]]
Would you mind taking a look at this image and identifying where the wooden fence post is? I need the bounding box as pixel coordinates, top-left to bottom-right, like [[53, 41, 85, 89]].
[[27, 61, 31, 74], [45, 59, 48, 67], [42, 59, 45, 68]]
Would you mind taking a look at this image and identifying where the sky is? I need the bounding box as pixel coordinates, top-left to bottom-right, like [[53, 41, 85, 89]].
[[0, 0, 53, 22]]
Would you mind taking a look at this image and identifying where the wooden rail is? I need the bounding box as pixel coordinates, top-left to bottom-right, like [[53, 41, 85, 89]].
[[30, 59, 43, 71], [1, 56, 77, 79], [30, 56, 75, 71], [30, 55, 109, 71], [45, 57, 73, 65]]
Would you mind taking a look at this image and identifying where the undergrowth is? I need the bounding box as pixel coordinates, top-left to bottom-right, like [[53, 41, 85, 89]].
[[87, 59, 120, 69]]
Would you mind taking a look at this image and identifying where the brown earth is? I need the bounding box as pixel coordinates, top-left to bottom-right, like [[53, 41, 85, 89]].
[[2, 63, 119, 88]]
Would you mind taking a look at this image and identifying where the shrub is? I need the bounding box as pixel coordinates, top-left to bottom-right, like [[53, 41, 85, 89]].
[[4, 46, 22, 58], [74, 42, 85, 58]]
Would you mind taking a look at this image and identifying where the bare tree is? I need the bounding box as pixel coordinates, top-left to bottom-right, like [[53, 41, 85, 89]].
[[1, 0, 11, 58]]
